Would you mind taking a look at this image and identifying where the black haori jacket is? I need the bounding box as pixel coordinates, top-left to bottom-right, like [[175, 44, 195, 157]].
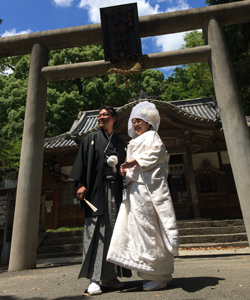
[[69, 129, 126, 218]]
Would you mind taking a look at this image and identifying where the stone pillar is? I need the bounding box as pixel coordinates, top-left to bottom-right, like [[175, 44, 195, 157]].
[[8, 43, 49, 271], [185, 145, 200, 218], [203, 17, 250, 243]]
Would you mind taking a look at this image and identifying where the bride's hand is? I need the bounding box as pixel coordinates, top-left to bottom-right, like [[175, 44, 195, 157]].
[[121, 158, 138, 169]]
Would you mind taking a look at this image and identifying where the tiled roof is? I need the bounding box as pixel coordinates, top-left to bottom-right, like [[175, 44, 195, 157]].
[[170, 97, 219, 121], [74, 114, 99, 136], [44, 110, 99, 150], [44, 97, 220, 150], [44, 133, 78, 150]]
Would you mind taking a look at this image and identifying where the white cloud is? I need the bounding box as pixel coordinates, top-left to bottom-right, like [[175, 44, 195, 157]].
[[77, 0, 162, 23], [165, 0, 190, 12], [152, 0, 191, 53], [154, 31, 186, 52], [157, 66, 177, 77], [1, 29, 32, 37], [53, 0, 75, 7]]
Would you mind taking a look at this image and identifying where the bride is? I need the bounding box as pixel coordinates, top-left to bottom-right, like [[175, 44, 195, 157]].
[[107, 101, 179, 291]]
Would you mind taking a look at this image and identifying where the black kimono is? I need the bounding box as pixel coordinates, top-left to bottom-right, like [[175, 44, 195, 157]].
[[70, 129, 131, 281]]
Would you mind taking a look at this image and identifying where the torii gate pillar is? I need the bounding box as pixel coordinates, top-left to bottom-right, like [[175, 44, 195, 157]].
[[8, 43, 49, 271], [203, 17, 250, 243]]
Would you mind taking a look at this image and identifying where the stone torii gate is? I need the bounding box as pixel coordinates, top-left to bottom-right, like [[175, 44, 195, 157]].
[[1, 2, 250, 271]]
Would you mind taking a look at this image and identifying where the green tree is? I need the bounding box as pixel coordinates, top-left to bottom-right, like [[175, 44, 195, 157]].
[[0, 137, 21, 172], [0, 45, 168, 172], [0, 74, 28, 139], [160, 30, 215, 102]]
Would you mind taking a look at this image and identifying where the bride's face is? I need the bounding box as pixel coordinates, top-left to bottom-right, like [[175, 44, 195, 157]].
[[132, 118, 151, 136]]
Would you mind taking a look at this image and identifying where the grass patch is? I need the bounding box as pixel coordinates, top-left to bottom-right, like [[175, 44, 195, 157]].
[[46, 227, 84, 233]]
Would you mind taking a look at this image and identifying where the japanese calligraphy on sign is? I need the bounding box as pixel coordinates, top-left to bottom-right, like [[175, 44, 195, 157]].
[[100, 3, 142, 63]]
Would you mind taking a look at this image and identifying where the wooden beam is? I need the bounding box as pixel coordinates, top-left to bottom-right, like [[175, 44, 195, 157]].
[[41, 46, 211, 82]]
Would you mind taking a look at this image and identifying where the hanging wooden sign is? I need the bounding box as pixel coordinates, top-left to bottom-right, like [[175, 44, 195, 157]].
[[100, 3, 142, 64]]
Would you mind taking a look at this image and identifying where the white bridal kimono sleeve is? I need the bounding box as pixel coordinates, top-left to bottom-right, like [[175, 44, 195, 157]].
[[107, 130, 179, 278]]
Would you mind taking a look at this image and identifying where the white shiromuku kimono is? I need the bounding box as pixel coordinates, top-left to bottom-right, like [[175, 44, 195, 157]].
[[107, 130, 179, 281]]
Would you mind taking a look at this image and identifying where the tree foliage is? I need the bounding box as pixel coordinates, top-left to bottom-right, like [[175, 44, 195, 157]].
[[0, 137, 21, 172], [160, 30, 215, 102]]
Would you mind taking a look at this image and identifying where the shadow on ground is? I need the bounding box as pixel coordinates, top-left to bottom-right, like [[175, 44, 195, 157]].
[[106, 276, 224, 294]]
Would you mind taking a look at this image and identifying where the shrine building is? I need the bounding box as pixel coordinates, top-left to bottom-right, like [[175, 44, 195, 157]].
[[42, 93, 246, 229]]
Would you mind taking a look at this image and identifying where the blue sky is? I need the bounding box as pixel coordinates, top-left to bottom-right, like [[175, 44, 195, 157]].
[[1, 0, 208, 77]]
